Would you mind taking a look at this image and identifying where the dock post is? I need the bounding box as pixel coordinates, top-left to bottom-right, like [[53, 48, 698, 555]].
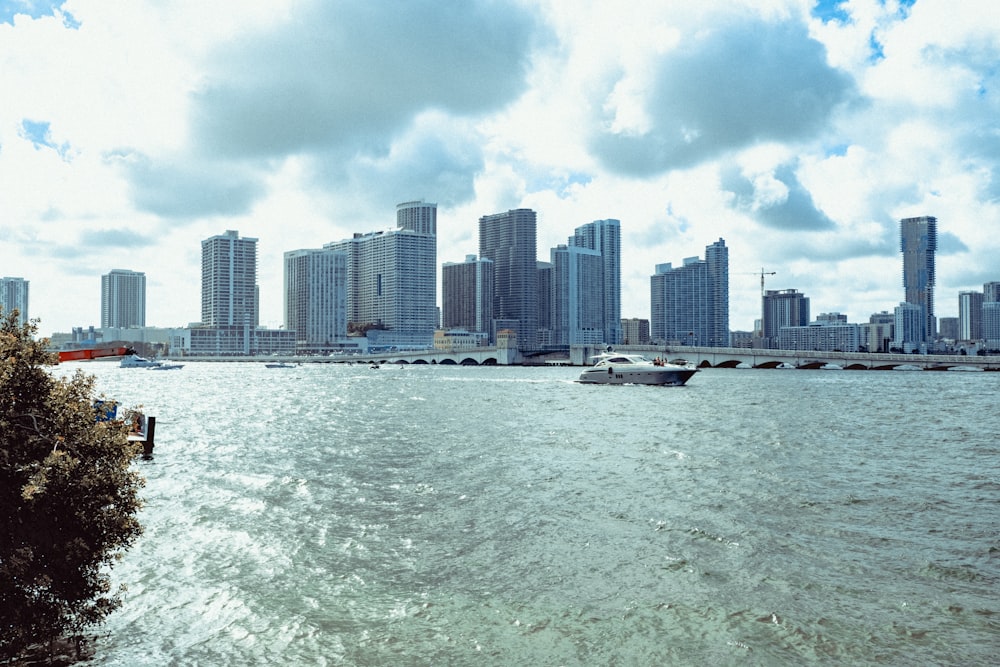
[[142, 416, 156, 459]]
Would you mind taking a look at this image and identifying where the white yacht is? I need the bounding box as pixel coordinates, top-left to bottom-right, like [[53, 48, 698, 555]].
[[578, 352, 697, 386]]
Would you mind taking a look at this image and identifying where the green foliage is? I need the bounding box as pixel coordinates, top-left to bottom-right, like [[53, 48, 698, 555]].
[[0, 311, 145, 660]]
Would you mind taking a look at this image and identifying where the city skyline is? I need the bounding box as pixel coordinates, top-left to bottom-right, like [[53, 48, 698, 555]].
[[2, 1, 998, 337]]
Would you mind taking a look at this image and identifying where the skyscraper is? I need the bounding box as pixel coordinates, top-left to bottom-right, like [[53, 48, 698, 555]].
[[442, 255, 494, 334], [101, 269, 146, 329], [201, 230, 258, 328], [649, 238, 729, 347], [284, 248, 348, 353], [550, 243, 604, 345], [900, 216, 937, 342], [0, 277, 29, 326], [570, 219, 622, 345], [325, 226, 437, 347], [396, 200, 437, 235], [761, 289, 809, 349], [958, 290, 983, 341], [479, 209, 538, 350]]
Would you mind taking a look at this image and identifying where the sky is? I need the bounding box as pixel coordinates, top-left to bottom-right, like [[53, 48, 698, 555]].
[[2, 0, 998, 338]]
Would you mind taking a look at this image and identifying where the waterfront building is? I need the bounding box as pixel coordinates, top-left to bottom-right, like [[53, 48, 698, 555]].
[[900, 216, 937, 342], [433, 329, 489, 350], [958, 290, 984, 341], [761, 289, 809, 349], [326, 210, 437, 349], [650, 238, 729, 347], [983, 302, 1000, 351], [893, 302, 925, 353], [570, 219, 622, 345], [938, 316, 959, 342], [441, 255, 494, 336], [0, 277, 29, 325], [550, 244, 604, 345], [779, 321, 860, 352], [536, 261, 553, 346], [860, 311, 895, 352], [284, 248, 348, 354], [479, 209, 538, 351], [201, 230, 258, 328], [396, 200, 437, 235], [101, 269, 146, 329], [621, 318, 650, 345]]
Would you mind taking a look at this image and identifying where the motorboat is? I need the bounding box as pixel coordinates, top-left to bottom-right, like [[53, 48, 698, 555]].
[[578, 351, 697, 386], [265, 362, 297, 369], [120, 353, 183, 370]]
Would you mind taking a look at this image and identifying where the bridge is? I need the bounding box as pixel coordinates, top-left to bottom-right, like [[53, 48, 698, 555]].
[[572, 345, 1000, 371], [187, 345, 1000, 371]]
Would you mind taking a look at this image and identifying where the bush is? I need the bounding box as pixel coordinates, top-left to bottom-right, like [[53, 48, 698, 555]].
[[0, 311, 145, 661]]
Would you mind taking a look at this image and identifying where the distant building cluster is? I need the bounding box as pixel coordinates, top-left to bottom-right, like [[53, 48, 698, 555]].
[[31, 206, 1000, 357]]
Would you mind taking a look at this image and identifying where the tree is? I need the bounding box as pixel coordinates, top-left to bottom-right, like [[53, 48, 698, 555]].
[[0, 310, 145, 661]]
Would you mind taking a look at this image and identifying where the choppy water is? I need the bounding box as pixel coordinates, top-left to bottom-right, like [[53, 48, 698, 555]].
[[58, 361, 999, 665]]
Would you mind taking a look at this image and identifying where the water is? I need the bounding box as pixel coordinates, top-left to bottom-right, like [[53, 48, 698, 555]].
[[56, 362, 999, 665]]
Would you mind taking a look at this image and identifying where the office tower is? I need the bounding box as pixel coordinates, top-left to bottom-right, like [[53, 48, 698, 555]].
[[893, 302, 925, 353], [983, 302, 1000, 350], [650, 238, 729, 347], [900, 216, 937, 342], [550, 244, 604, 345], [396, 200, 437, 235], [570, 219, 622, 345], [478, 209, 538, 350], [101, 269, 146, 329], [536, 261, 553, 344], [937, 316, 959, 341], [201, 230, 258, 327], [984, 281, 1000, 303], [442, 255, 494, 333], [761, 289, 810, 349], [0, 277, 29, 325], [325, 226, 437, 346], [284, 248, 348, 353], [863, 311, 896, 352], [621, 318, 650, 345], [958, 290, 983, 341]]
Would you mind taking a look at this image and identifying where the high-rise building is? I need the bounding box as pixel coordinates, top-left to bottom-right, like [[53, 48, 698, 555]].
[[621, 318, 650, 345], [479, 209, 538, 350], [900, 216, 937, 342], [983, 281, 1000, 303], [761, 289, 809, 349], [570, 219, 622, 345], [101, 269, 146, 329], [550, 244, 604, 345], [983, 302, 1000, 351], [201, 230, 258, 328], [325, 224, 437, 348], [0, 277, 29, 326], [441, 255, 494, 334], [650, 238, 729, 347], [894, 302, 925, 353], [958, 290, 983, 341], [396, 200, 437, 235], [283, 248, 348, 353]]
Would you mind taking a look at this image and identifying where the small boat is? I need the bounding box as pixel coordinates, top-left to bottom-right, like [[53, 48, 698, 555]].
[[578, 351, 697, 386], [265, 362, 297, 369], [819, 363, 843, 370], [120, 353, 183, 370], [775, 362, 796, 369]]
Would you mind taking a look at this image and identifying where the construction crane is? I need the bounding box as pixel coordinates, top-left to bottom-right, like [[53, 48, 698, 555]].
[[735, 268, 777, 296]]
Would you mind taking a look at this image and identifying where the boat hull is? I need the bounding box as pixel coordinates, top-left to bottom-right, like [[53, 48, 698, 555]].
[[578, 367, 696, 386]]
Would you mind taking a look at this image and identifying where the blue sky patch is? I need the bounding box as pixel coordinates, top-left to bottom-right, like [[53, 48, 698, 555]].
[[811, 0, 851, 24], [1, 0, 79, 27]]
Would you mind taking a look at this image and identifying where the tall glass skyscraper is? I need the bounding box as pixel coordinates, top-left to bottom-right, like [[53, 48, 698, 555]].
[[442, 255, 493, 334], [550, 244, 604, 345], [570, 219, 622, 345], [0, 277, 29, 326], [761, 288, 809, 349], [479, 209, 538, 350], [900, 216, 937, 342], [101, 269, 146, 329], [201, 230, 258, 328], [396, 200, 437, 235], [650, 238, 729, 347]]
